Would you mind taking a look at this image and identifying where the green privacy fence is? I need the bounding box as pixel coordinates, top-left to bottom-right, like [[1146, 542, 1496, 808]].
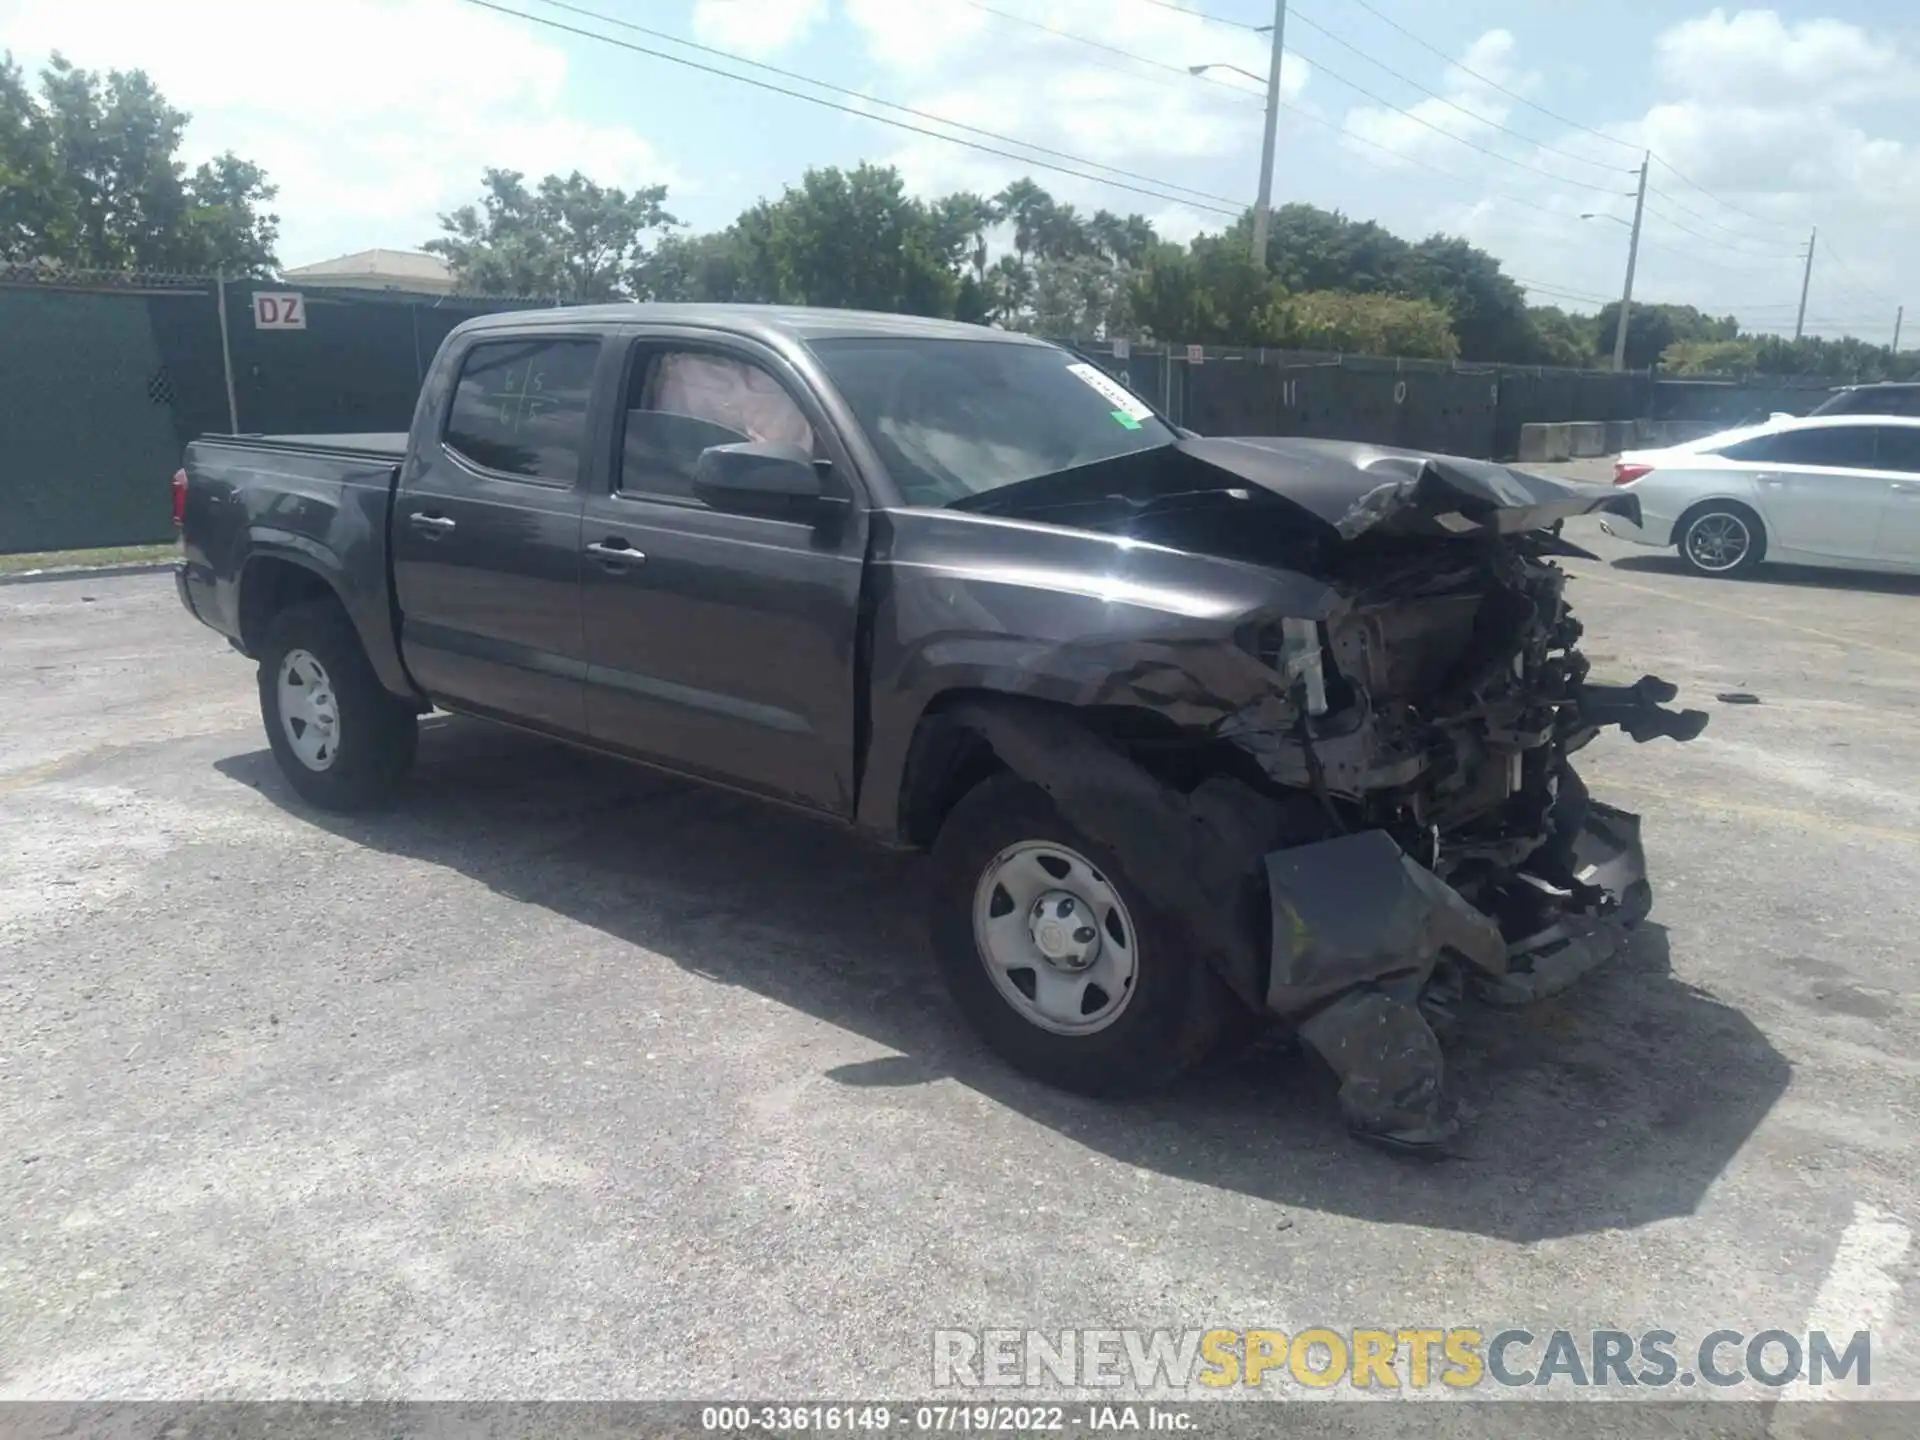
[[0, 269, 541, 555], [2, 268, 1840, 556]]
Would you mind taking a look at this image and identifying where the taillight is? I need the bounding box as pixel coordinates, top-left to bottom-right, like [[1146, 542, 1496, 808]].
[[1614, 462, 1653, 486], [171, 468, 188, 527]]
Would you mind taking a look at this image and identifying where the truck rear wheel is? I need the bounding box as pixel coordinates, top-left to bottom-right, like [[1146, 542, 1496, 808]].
[[928, 774, 1241, 1095], [257, 600, 417, 811]]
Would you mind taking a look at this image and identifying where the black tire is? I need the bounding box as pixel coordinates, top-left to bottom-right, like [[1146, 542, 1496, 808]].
[[928, 773, 1247, 1096], [257, 599, 417, 811], [1676, 502, 1766, 578]]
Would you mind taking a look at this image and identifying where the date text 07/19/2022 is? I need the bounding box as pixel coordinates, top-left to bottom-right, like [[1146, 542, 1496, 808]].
[[700, 1405, 1194, 1433]]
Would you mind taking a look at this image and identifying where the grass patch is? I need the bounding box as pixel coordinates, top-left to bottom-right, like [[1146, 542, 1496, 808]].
[[0, 542, 176, 575]]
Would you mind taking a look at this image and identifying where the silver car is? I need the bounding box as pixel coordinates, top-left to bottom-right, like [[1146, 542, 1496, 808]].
[[1602, 414, 1920, 577]]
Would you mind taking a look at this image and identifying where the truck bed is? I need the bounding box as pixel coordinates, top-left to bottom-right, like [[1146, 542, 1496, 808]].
[[176, 432, 411, 698]]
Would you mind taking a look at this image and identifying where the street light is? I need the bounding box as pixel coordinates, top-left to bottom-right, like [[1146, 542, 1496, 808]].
[[1189, 62, 1266, 86], [1189, 1, 1289, 265], [1580, 212, 1629, 227]]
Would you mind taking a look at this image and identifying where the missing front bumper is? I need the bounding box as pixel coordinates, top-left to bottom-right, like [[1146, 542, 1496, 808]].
[[1268, 801, 1652, 1150]]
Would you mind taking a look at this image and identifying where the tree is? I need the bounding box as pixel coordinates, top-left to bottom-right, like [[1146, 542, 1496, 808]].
[[1275, 291, 1459, 359], [427, 168, 675, 300], [930, 190, 999, 285], [1, 53, 56, 260], [729, 163, 959, 317], [1524, 306, 1595, 367], [1260, 203, 1409, 295], [1400, 234, 1532, 362], [0, 51, 278, 273], [1591, 302, 1672, 369], [1129, 236, 1286, 345], [1660, 338, 1760, 375], [630, 228, 756, 303]]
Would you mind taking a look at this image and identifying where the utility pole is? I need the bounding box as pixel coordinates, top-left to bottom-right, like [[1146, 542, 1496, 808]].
[[1250, 0, 1289, 266], [1892, 305, 1903, 353], [1610, 152, 1649, 373], [215, 268, 240, 434], [1794, 228, 1817, 341]]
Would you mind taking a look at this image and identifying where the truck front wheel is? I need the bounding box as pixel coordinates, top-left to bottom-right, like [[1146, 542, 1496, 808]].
[[257, 600, 417, 811], [928, 774, 1241, 1095]]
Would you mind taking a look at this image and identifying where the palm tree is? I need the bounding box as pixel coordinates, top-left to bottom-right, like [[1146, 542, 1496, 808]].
[[995, 179, 1055, 264]]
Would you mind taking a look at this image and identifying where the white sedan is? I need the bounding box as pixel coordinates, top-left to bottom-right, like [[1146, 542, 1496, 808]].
[[1601, 414, 1920, 578]]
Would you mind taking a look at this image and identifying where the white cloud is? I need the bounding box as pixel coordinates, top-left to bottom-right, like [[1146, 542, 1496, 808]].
[[691, 0, 828, 60], [1308, 11, 1916, 341], [1342, 29, 1534, 169], [0, 0, 675, 265], [1655, 8, 1910, 104], [833, 0, 1309, 229]]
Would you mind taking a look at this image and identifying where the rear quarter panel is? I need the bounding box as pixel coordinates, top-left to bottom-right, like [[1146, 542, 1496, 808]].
[[1632, 459, 1761, 545], [180, 440, 413, 697]]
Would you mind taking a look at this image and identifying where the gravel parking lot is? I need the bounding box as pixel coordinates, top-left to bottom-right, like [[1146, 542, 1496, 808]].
[[4, 478, 1918, 1419]]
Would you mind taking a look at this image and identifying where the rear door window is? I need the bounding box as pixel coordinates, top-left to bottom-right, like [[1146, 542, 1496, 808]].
[[1873, 427, 1920, 474], [1716, 427, 1878, 468], [444, 338, 600, 483]]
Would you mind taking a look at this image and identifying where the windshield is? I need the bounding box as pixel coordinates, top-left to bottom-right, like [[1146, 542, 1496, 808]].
[[807, 336, 1175, 506], [1809, 386, 1920, 418]]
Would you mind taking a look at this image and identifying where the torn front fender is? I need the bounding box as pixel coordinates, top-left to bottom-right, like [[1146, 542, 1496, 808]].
[[1264, 829, 1508, 1016]]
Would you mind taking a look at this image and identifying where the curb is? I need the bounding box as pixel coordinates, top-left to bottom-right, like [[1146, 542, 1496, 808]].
[[0, 561, 175, 588]]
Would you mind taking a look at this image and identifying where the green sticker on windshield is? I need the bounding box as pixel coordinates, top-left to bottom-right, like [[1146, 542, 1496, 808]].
[[1111, 409, 1143, 430]]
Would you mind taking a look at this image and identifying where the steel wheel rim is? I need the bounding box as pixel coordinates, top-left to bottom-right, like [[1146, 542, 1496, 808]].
[[277, 649, 340, 771], [1685, 512, 1751, 572], [972, 840, 1138, 1036]]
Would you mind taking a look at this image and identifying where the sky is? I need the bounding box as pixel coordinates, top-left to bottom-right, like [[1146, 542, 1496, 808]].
[[2, 0, 1915, 342]]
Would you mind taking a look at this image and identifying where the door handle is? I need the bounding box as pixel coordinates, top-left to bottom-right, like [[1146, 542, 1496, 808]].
[[1755, 474, 1786, 488], [409, 511, 457, 531], [1891, 481, 1920, 494], [585, 539, 645, 566]]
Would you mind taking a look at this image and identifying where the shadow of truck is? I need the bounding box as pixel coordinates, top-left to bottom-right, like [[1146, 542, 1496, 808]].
[[215, 714, 1788, 1245]]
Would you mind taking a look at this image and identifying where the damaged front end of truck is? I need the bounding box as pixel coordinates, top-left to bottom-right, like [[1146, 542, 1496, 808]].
[[939, 437, 1708, 1150]]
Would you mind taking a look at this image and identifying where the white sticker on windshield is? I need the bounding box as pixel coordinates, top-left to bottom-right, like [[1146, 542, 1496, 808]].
[[1067, 362, 1155, 422]]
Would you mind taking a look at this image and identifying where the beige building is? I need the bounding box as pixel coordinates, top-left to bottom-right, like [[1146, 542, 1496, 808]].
[[280, 249, 457, 295]]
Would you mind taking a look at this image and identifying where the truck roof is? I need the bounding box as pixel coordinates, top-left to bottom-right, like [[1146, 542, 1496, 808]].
[[454, 303, 1052, 347]]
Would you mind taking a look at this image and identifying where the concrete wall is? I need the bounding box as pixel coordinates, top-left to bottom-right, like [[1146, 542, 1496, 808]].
[[1520, 417, 1732, 462]]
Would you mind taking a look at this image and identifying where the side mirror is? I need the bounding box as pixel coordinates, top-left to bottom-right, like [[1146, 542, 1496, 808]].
[[693, 440, 824, 509]]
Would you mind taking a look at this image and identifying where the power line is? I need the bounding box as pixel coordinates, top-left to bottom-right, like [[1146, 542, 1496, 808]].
[[1324, 0, 1639, 152], [1122, 0, 1265, 30], [1643, 184, 1796, 251], [1326, 0, 1896, 287], [958, 0, 1264, 101], [1645, 154, 1801, 235], [1244, 52, 1634, 196], [461, 0, 1242, 216], [1818, 236, 1900, 309], [1513, 277, 1612, 304], [1637, 203, 1799, 262], [1284, 9, 1622, 176], [522, 0, 1246, 209]]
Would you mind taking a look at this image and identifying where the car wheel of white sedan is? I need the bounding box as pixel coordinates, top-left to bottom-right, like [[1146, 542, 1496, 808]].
[[1677, 504, 1766, 578]]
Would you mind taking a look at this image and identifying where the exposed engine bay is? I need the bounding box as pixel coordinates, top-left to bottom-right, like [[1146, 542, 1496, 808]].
[[948, 437, 1710, 1150]]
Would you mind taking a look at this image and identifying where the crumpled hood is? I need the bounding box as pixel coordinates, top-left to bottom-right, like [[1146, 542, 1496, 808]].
[[952, 435, 1639, 544], [1175, 436, 1641, 539]]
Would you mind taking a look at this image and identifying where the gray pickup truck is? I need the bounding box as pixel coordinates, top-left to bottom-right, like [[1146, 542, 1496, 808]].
[[174, 303, 1706, 1148]]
